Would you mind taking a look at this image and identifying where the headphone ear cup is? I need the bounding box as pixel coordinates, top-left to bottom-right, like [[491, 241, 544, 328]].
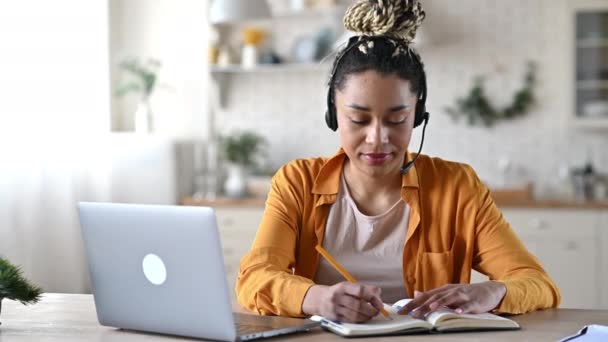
[[325, 89, 338, 131], [413, 102, 425, 128], [325, 108, 337, 131]]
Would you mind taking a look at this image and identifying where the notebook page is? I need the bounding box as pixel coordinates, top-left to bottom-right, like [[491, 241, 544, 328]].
[[310, 304, 432, 336], [427, 309, 519, 330], [389, 298, 517, 330]]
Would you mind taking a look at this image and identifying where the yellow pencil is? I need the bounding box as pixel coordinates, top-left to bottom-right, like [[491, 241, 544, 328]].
[[315, 245, 392, 320]]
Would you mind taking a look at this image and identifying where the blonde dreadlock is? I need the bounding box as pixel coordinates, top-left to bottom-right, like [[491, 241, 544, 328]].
[[344, 0, 426, 45], [327, 0, 427, 102]]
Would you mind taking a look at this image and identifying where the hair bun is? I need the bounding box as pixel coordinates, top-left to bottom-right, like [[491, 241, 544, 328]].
[[343, 0, 426, 44]]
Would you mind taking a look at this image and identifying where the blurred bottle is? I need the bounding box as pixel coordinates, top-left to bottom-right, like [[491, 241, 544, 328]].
[[555, 162, 574, 200], [497, 156, 511, 189], [571, 160, 597, 202]]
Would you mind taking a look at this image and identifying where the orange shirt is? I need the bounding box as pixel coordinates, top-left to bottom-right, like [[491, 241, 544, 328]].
[[236, 149, 561, 317]]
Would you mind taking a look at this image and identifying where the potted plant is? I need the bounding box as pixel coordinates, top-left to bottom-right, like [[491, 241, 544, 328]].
[[114, 57, 162, 133], [219, 131, 267, 198], [0, 257, 43, 325]]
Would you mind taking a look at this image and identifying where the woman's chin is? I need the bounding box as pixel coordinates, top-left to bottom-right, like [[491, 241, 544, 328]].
[[357, 162, 400, 178]]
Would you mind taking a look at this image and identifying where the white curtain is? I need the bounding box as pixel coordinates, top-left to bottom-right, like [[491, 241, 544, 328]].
[[0, 1, 112, 293]]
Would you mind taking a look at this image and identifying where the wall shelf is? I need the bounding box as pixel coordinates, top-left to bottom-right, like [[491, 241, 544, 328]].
[[272, 5, 346, 19], [572, 117, 608, 129], [577, 38, 608, 48], [210, 62, 331, 107], [210, 63, 330, 74], [208, 1, 344, 107], [577, 80, 608, 89]]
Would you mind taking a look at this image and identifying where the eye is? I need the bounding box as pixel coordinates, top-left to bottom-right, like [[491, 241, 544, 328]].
[[387, 115, 407, 125], [348, 116, 369, 125]]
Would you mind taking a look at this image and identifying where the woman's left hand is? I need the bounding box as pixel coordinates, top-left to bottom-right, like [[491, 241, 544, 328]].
[[397, 281, 507, 318]]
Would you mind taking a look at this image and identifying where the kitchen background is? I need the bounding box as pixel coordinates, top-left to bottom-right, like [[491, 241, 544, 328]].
[[213, 0, 608, 198], [0, 0, 607, 310]]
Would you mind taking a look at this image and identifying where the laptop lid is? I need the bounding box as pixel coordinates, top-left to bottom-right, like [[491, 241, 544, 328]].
[[78, 202, 237, 341], [78, 202, 319, 341]]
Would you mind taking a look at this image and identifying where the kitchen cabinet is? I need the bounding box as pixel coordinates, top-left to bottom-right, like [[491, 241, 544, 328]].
[[601, 212, 608, 309], [433, 209, 603, 309], [501, 209, 601, 309], [569, 0, 608, 128], [215, 207, 264, 302]]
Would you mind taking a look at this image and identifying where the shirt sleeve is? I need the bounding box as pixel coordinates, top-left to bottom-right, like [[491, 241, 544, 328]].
[[471, 174, 561, 314], [235, 165, 315, 317]]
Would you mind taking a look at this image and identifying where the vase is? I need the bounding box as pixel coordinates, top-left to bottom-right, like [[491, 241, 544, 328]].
[[224, 163, 248, 198], [290, 0, 306, 11], [241, 44, 258, 69], [217, 46, 234, 67], [134, 97, 153, 134]]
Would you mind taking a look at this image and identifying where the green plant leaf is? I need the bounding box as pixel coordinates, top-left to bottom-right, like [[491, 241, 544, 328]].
[[219, 131, 267, 167], [445, 61, 537, 127], [0, 257, 43, 305], [116, 57, 162, 98], [114, 81, 143, 97]]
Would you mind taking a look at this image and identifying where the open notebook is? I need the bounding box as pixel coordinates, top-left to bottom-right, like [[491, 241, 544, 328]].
[[310, 298, 520, 337]]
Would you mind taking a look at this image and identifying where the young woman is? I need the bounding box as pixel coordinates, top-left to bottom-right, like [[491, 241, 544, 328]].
[[236, 0, 560, 323]]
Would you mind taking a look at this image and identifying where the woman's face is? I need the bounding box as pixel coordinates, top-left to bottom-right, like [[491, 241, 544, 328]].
[[335, 70, 418, 179]]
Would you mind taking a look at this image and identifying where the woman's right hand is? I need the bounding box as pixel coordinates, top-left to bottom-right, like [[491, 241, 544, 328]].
[[302, 282, 384, 323]]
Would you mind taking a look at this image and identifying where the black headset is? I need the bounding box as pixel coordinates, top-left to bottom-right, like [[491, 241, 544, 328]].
[[324, 36, 430, 174]]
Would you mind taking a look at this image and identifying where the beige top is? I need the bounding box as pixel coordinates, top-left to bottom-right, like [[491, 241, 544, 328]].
[[314, 172, 409, 304]]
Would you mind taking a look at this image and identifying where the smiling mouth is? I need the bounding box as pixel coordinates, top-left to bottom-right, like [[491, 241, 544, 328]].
[[361, 153, 393, 165]]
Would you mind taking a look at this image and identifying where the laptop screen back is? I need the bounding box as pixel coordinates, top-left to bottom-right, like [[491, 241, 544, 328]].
[[78, 202, 237, 341]]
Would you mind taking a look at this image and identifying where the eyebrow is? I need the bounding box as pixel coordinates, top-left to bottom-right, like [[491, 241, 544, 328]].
[[347, 104, 409, 112]]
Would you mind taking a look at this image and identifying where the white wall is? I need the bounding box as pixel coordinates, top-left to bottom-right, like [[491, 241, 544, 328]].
[[0, 0, 207, 294], [215, 0, 608, 197], [110, 0, 209, 139], [0, 0, 112, 293]]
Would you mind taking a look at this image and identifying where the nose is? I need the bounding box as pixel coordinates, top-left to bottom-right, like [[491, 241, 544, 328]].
[[365, 120, 389, 145]]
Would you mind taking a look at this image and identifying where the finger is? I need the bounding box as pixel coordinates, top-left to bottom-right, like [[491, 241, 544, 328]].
[[398, 290, 441, 315], [398, 285, 456, 314], [358, 284, 384, 311], [336, 299, 377, 323], [455, 301, 483, 314], [344, 283, 380, 302], [418, 284, 457, 298], [342, 283, 383, 310], [367, 286, 384, 311], [427, 293, 466, 312], [338, 292, 379, 319], [410, 292, 448, 318], [398, 293, 429, 314], [397, 290, 422, 314], [410, 287, 465, 318]]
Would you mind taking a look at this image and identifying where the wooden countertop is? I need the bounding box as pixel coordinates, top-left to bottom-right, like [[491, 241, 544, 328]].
[[2, 293, 608, 341], [493, 198, 608, 209], [182, 196, 608, 210], [182, 196, 267, 207]]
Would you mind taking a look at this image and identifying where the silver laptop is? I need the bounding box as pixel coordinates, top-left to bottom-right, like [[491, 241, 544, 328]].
[[78, 202, 319, 341]]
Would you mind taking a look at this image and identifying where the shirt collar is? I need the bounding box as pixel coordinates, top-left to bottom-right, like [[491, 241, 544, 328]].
[[311, 148, 420, 195]]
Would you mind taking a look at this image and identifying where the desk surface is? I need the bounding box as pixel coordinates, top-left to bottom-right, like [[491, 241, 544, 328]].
[[1, 294, 607, 341]]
